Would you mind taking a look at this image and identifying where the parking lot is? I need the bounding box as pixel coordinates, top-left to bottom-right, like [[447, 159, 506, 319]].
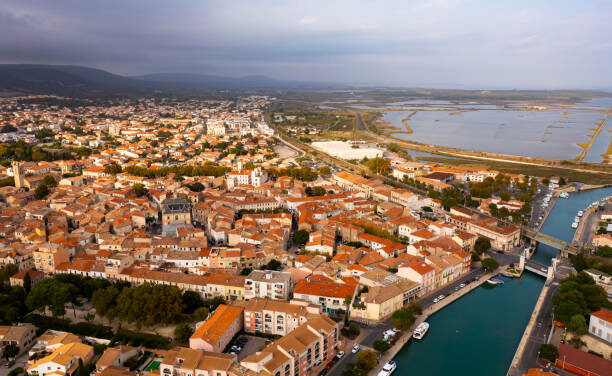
[[226, 334, 267, 361]]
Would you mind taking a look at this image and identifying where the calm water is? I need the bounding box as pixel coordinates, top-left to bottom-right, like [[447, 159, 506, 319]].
[[385, 109, 602, 160], [531, 186, 612, 265], [581, 98, 612, 163], [394, 186, 612, 374], [394, 274, 544, 376]]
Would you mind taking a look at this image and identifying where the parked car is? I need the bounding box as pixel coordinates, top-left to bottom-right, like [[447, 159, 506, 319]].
[[336, 351, 345, 359], [352, 344, 360, 353]]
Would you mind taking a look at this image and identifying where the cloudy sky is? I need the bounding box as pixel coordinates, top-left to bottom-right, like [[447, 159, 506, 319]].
[[1, 0, 611, 89]]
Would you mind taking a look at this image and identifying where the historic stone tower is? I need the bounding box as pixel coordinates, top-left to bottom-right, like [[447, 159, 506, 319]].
[[12, 161, 25, 189]]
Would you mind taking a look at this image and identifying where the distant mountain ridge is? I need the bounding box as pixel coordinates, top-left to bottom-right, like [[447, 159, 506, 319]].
[[0, 64, 332, 96]]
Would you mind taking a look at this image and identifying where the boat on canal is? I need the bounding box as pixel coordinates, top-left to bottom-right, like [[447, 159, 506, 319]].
[[413, 322, 430, 340], [486, 278, 504, 285]]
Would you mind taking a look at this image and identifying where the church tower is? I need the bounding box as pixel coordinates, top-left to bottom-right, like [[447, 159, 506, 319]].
[[12, 161, 25, 189]]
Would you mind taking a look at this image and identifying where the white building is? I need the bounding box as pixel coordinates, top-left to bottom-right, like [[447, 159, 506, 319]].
[[589, 308, 612, 343]]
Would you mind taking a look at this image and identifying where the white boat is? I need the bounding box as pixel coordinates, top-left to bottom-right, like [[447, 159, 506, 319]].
[[571, 222, 579, 229], [574, 216, 580, 222], [377, 360, 397, 376], [577, 210, 584, 217], [560, 192, 569, 198], [413, 322, 429, 340], [486, 278, 504, 285]]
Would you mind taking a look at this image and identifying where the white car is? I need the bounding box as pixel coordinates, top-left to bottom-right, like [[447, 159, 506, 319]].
[[336, 351, 345, 359], [352, 344, 360, 353], [433, 298, 439, 303]]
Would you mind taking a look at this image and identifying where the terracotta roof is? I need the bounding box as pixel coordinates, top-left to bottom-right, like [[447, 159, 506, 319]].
[[294, 280, 355, 299], [591, 308, 612, 323], [190, 305, 243, 346]]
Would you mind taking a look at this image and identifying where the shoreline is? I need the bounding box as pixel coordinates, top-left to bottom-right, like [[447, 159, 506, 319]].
[[368, 269, 499, 376], [575, 112, 610, 161]]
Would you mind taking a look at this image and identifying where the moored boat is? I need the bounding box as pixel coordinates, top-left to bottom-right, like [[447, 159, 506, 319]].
[[486, 278, 504, 285], [413, 322, 429, 340]]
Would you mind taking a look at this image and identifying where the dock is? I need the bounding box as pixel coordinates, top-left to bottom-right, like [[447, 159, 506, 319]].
[[368, 269, 500, 376]]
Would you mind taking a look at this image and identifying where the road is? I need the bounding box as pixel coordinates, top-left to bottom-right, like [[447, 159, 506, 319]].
[[328, 266, 485, 376]]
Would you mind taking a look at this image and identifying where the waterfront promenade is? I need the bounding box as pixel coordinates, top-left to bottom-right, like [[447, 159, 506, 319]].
[[368, 269, 500, 376]]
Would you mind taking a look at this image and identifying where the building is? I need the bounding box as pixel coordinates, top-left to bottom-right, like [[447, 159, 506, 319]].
[[9, 269, 44, 288], [245, 270, 292, 301], [159, 347, 236, 376], [27, 342, 94, 376], [350, 281, 420, 322], [555, 343, 612, 376], [95, 346, 140, 372], [589, 308, 612, 343], [33, 244, 70, 274], [189, 304, 243, 352], [243, 298, 321, 336], [0, 323, 37, 356], [162, 199, 192, 235], [293, 280, 357, 313], [236, 316, 340, 376], [397, 261, 435, 296]]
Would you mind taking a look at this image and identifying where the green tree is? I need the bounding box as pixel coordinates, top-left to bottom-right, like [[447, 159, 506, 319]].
[[193, 307, 210, 322], [2, 344, 18, 359], [391, 309, 414, 331], [91, 286, 120, 323], [363, 157, 391, 175], [373, 339, 390, 353], [182, 291, 205, 314], [174, 323, 194, 344], [567, 314, 587, 335], [499, 191, 511, 201], [42, 175, 57, 187], [319, 166, 330, 175], [356, 350, 378, 370], [407, 302, 422, 316], [211, 296, 225, 311], [539, 344, 558, 362], [481, 258, 499, 271], [344, 295, 353, 307], [23, 272, 31, 294], [103, 163, 122, 175], [474, 237, 491, 255], [293, 230, 309, 246], [34, 184, 49, 200], [132, 183, 147, 197]]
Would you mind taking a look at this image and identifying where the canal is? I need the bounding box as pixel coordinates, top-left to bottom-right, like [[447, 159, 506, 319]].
[[392, 186, 612, 375]]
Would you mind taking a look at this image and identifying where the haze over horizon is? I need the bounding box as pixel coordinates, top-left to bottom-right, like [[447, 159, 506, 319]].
[[1, 0, 611, 90]]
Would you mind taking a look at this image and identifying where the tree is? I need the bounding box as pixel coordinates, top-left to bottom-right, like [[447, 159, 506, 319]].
[[34, 184, 49, 200], [319, 166, 330, 175], [363, 157, 391, 175], [373, 339, 390, 353], [262, 259, 281, 271], [240, 267, 252, 276], [539, 344, 558, 362], [474, 237, 491, 255], [293, 230, 309, 246], [174, 323, 194, 344], [91, 286, 120, 323], [391, 309, 414, 331], [407, 302, 422, 316], [211, 296, 225, 311], [2, 344, 18, 359], [499, 191, 511, 201], [344, 295, 352, 307], [356, 350, 378, 370], [23, 272, 31, 294], [554, 301, 584, 324], [132, 183, 147, 197], [103, 163, 122, 175], [193, 307, 209, 321], [42, 175, 57, 187], [567, 314, 587, 335], [182, 291, 205, 314], [481, 258, 499, 271]]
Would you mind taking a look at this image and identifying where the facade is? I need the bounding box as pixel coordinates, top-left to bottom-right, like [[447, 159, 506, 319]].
[[27, 342, 94, 376], [159, 347, 236, 376], [162, 199, 192, 235], [33, 244, 70, 274], [0, 323, 37, 356], [245, 270, 292, 301], [236, 316, 340, 376], [589, 308, 612, 343], [189, 305, 244, 352], [293, 280, 357, 313], [243, 298, 320, 336], [397, 261, 435, 296]]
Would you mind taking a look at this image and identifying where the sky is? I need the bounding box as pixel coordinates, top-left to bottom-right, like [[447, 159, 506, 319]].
[[1, 0, 611, 89]]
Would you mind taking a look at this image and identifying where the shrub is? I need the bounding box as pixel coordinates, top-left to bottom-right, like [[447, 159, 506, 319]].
[[373, 339, 390, 353], [539, 344, 558, 362]]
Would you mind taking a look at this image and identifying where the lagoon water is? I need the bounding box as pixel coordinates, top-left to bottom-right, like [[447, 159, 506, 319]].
[[385, 109, 602, 160]]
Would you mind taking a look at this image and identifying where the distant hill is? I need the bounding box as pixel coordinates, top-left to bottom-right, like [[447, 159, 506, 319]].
[[0, 64, 333, 96]]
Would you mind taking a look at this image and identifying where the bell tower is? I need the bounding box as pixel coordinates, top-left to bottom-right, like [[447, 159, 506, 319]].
[[12, 161, 25, 189]]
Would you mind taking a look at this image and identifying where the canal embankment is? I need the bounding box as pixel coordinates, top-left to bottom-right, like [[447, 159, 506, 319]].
[[506, 282, 551, 376], [368, 269, 500, 376]]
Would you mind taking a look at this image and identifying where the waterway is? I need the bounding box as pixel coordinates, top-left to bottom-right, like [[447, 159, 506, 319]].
[[392, 186, 612, 375], [532, 186, 612, 265]]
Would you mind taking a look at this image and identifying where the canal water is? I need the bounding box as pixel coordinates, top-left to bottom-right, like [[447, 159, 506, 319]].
[[393, 186, 612, 375], [532, 186, 612, 265]]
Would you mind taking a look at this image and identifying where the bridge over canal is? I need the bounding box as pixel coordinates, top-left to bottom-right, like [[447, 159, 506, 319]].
[[522, 228, 579, 256]]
